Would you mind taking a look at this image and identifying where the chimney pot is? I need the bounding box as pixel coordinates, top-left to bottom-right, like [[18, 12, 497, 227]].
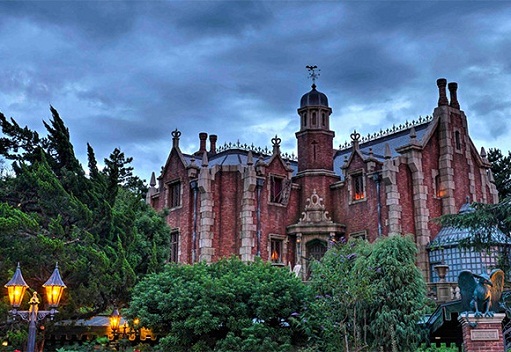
[[196, 132, 208, 155], [437, 78, 448, 106], [209, 134, 217, 155], [448, 82, 460, 109]]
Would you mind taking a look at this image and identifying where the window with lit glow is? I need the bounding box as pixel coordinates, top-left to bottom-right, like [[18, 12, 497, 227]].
[[270, 239, 283, 264], [352, 173, 365, 201]]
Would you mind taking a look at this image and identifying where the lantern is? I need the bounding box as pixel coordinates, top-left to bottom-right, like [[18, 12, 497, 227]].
[[4, 263, 29, 308], [42, 263, 66, 308]]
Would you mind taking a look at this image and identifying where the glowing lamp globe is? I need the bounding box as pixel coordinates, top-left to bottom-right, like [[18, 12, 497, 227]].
[[4, 263, 29, 308], [110, 308, 121, 332], [42, 263, 66, 308]]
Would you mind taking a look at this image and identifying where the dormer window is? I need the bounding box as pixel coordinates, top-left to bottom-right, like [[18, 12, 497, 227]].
[[270, 175, 284, 204], [352, 173, 365, 201], [167, 180, 181, 209]]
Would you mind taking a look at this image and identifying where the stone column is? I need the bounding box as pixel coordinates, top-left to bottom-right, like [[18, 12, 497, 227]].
[[198, 153, 214, 263], [458, 313, 505, 352], [239, 160, 257, 262]]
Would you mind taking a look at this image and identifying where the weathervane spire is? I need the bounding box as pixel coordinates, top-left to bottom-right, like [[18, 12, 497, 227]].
[[306, 65, 320, 89]]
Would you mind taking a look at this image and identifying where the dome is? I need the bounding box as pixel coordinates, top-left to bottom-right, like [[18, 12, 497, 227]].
[[300, 84, 329, 108]]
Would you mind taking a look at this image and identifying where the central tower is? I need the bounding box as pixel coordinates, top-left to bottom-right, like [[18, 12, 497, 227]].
[[296, 66, 335, 175]]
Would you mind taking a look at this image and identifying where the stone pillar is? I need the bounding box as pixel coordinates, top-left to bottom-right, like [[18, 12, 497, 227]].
[[458, 313, 505, 352], [239, 161, 257, 262], [382, 155, 402, 235], [198, 154, 214, 263]]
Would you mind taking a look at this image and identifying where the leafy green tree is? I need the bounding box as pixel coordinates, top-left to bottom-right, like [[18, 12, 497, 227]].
[[127, 257, 311, 352], [305, 236, 428, 352]]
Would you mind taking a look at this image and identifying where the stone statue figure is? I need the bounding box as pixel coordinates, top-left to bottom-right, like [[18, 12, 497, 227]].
[[458, 269, 505, 318]]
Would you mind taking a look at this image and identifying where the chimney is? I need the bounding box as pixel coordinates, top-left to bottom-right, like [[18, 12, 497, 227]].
[[448, 82, 460, 109], [437, 78, 448, 106], [195, 132, 208, 155], [209, 134, 217, 155]]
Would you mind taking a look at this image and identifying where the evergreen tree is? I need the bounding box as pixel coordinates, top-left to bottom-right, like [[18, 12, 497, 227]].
[[0, 107, 170, 327], [488, 148, 511, 199], [306, 236, 428, 352]]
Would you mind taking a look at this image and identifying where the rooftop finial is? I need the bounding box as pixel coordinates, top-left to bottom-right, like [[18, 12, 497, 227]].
[[306, 65, 320, 89]]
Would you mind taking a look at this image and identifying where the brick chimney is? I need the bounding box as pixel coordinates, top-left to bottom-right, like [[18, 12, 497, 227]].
[[448, 82, 460, 109], [209, 134, 217, 155], [195, 132, 208, 155], [437, 78, 448, 106]]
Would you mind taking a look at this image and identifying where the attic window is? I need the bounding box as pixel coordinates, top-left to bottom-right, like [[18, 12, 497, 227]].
[[352, 173, 365, 201], [270, 175, 285, 204], [167, 180, 181, 209]]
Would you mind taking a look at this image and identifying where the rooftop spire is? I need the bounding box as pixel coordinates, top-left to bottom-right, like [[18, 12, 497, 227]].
[[306, 65, 320, 89]]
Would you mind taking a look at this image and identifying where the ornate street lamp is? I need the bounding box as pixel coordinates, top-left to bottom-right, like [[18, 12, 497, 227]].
[[110, 308, 121, 336], [110, 308, 141, 349], [4, 263, 66, 352]]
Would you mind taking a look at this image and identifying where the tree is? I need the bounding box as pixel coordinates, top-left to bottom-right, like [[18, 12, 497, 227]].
[[0, 107, 171, 323], [305, 236, 429, 352], [127, 257, 311, 352], [488, 148, 511, 199]]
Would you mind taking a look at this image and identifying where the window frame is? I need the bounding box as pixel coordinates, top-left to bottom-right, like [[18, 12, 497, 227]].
[[269, 174, 285, 204], [170, 230, 179, 263], [268, 234, 287, 265], [349, 170, 366, 204], [349, 230, 367, 241], [166, 180, 182, 209]]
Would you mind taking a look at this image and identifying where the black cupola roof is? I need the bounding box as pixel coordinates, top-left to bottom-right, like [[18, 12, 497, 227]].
[[300, 84, 329, 108]]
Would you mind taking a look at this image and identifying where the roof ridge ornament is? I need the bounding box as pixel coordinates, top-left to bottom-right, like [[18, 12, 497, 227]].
[[306, 65, 320, 89]]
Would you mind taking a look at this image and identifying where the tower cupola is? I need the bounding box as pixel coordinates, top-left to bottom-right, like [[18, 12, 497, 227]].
[[296, 65, 335, 173], [300, 84, 329, 108]]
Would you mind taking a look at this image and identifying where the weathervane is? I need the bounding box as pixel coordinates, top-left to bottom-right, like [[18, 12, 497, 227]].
[[306, 65, 320, 88]]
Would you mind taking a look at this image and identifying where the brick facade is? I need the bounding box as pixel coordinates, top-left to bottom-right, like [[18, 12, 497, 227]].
[[147, 78, 498, 281], [459, 314, 505, 352]]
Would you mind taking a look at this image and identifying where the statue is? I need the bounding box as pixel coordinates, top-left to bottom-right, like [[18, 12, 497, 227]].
[[458, 269, 505, 318]]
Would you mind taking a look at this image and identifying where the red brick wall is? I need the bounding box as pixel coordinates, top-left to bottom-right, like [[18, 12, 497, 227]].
[[296, 130, 334, 172]]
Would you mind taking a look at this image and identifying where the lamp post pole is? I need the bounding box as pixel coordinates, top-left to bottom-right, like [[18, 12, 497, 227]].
[[5, 263, 66, 352]]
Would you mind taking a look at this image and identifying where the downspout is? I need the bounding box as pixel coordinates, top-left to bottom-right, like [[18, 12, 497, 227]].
[[373, 173, 383, 237], [190, 179, 199, 263], [256, 177, 265, 257]]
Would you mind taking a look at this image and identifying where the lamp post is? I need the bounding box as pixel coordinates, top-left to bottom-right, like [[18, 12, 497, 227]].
[[110, 308, 140, 350], [4, 263, 66, 352]]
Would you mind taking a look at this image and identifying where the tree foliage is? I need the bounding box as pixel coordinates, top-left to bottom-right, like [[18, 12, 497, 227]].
[[305, 236, 429, 352], [126, 257, 311, 352], [0, 108, 170, 324], [488, 148, 511, 199], [436, 148, 511, 252]]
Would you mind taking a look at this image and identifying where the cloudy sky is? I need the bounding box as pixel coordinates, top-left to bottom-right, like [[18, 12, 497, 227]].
[[1, 1, 510, 182]]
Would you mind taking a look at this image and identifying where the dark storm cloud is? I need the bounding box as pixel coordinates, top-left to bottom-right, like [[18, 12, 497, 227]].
[[0, 1, 138, 41], [1, 1, 511, 182]]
